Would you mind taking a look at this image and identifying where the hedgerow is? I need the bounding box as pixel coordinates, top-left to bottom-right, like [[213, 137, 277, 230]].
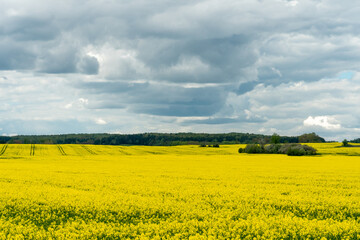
[[241, 143, 317, 156]]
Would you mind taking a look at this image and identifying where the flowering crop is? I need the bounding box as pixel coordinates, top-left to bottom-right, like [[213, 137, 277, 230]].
[[0, 143, 359, 239]]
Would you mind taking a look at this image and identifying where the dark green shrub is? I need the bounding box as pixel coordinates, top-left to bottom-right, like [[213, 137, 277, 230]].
[[279, 143, 316, 156], [286, 146, 306, 156], [342, 139, 349, 147], [301, 144, 317, 155], [278, 143, 299, 154], [213, 144, 220, 148], [241, 143, 316, 155], [265, 144, 281, 154], [244, 144, 264, 153], [199, 144, 206, 147]]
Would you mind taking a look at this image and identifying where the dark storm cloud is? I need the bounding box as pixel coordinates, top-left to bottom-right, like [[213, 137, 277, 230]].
[[2, 16, 58, 41], [136, 35, 257, 84], [80, 80, 227, 116], [39, 46, 78, 74], [257, 34, 360, 86], [236, 81, 258, 95], [0, 40, 35, 70], [78, 56, 99, 75]]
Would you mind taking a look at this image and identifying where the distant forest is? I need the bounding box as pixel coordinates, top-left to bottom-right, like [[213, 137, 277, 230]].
[[351, 138, 360, 143], [0, 132, 328, 145]]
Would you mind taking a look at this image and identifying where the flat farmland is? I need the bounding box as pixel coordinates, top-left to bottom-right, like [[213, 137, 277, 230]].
[[0, 143, 360, 239]]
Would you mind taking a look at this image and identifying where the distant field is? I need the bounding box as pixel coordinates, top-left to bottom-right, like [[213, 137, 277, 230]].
[[0, 143, 360, 239]]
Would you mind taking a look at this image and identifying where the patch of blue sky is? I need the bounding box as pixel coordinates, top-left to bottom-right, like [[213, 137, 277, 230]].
[[337, 71, 355, 80]]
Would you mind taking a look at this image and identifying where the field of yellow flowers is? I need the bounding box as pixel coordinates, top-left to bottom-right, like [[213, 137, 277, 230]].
[[0, 143, 360, 239]]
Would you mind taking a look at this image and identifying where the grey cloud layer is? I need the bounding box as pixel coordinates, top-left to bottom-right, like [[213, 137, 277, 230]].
[[1, 0, 360, 139]]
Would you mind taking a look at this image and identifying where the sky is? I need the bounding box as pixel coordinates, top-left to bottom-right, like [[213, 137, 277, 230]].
[[1, 0, 360, 141]]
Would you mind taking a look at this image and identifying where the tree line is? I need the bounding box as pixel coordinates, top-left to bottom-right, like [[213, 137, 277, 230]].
[[0, 132, 326, 145], [350, 138, 360, 143]]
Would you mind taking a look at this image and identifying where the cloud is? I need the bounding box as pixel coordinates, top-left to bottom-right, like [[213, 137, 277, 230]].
[[236, 81, 259, 95], [0, 40, 35, 70], [78, 80, 228, 116], [128, 84, 227, 117], [285, 0, 298, 7], [0, 0, 360, 140], [77, 55, 99, 75], [3, 15, 59, 41], [95, 118, 107, 125], [303, 116, 341, 130], [0, 119, 89, 135], [181, 114, 266, 125]]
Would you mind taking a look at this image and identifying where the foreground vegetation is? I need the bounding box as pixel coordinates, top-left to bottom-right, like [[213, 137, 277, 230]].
[[0, 143, 360, 239]]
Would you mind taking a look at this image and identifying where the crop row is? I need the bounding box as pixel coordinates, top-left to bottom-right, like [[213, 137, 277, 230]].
[[0, 145, 7, 155]]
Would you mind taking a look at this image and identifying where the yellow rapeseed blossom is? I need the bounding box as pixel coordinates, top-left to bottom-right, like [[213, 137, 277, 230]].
[[0, 143, 359, 239]]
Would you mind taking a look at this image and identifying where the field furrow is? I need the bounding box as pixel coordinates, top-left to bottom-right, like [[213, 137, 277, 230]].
[[57, 145, 66, 155], [30, 144, 35, 156], [0, 144, 7, 155], [81, 145, 97, 155]]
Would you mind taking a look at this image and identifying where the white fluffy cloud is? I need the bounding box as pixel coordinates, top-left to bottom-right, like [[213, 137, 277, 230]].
[[95, 118, 107, 125], [304, 116, 341, 130]]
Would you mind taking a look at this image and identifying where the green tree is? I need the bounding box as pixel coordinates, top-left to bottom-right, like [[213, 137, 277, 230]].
[[342, 139, 349, 147], [298, 132, 325, 143], [270, 133, 281, 144]]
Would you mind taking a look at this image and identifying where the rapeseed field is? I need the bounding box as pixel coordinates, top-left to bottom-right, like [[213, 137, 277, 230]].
[[0, 143, 360, 239]]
